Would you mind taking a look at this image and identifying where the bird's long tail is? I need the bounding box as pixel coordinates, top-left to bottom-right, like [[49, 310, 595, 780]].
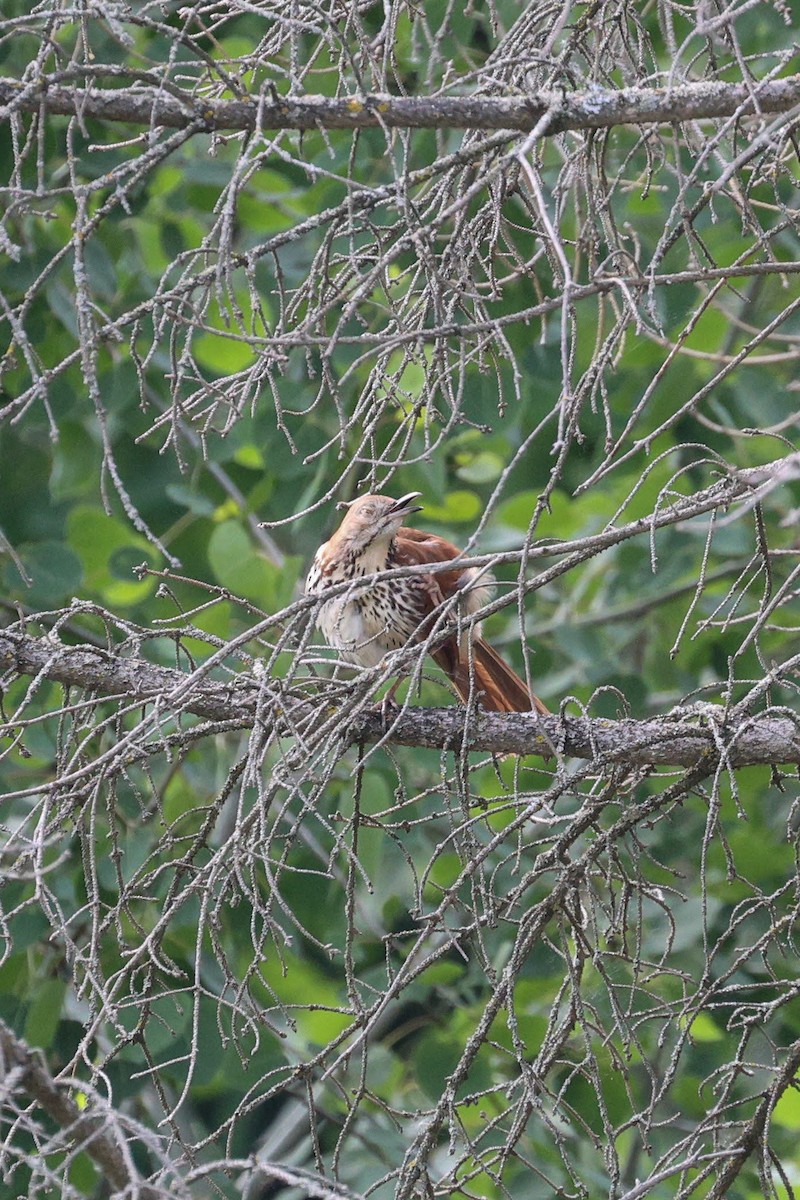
[[448, 638, 549, 714]]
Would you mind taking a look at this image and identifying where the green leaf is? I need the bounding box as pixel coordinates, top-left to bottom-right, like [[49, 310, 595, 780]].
[[414, 1029, 462, 1099], [495, 489, 540, 532], [66, 506, 156, 606], [454, 450, 505, 484], [687, 1012, 725, 1043], [774, 1085, 800, 1130], [192, 297, 265, 375], [233, 443, 266, 470], [193, 328, 256, 374], [5, 541, 83, 606], [422, 490, 481, 523], [67, 1152, 99, 1194], [165, 484, 216, 516], [49, 421, 98, 501], [24, 977, 66, 1049], [207, 521, 299, 607]]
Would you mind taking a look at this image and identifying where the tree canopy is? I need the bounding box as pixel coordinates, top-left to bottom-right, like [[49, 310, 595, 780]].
[[1, 2, 800, 1198]]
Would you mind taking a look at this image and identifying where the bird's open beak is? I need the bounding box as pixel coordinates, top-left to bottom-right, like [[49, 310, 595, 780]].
[[390, 492, 423, 517]]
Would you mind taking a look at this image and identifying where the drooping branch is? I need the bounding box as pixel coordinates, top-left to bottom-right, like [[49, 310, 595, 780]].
[[2, 629, 798, 767], [1, 73, 799, 135]]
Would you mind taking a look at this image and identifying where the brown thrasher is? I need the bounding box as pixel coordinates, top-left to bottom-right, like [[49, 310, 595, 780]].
[[305, 492, 548, 714]]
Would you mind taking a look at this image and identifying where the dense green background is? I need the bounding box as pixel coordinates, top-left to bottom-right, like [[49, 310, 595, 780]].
[[1, 2, 799, 1198]]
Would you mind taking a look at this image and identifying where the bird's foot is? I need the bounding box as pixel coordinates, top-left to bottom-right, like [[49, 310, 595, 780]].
[[375, 680, 402, 728]]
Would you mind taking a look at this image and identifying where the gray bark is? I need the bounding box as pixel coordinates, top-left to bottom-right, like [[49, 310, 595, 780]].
[[2, 74, 799, 134], [2, 629, 798, 767]]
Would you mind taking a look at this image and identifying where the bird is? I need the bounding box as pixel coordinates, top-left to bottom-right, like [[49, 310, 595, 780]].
[[305, 492, 549, 714]]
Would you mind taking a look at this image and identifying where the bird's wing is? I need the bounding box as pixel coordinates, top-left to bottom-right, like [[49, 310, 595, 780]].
[[393, 528, 545, 714], [392, 527, 467, 592], [391, 528, 467, 680]]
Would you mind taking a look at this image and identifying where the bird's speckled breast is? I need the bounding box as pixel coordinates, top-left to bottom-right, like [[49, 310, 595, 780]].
[[306, 553, 424, 667]]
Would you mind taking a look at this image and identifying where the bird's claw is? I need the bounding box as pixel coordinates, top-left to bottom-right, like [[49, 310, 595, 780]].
[[378, 692, 400, 728]]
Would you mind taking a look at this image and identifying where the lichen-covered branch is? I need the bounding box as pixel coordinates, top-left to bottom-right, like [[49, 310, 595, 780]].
[[1, 73, 799, 135], [2, 629, 798, 767], [0, 1020, 160, 1199]]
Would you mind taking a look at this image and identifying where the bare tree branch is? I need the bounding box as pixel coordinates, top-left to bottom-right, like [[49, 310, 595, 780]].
[[703, 1037, 800, 1200], [0, 1020, 161, 1200], [2, 628, 798, 766], [2, 73, 799, 134], [2, 6, 800, 1198]]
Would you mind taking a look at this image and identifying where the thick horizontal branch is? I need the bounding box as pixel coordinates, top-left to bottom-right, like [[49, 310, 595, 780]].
[[2, 629, 798, 768], [1, 73, 799, 135]]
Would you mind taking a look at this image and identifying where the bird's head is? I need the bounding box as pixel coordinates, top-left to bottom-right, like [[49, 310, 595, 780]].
[[331, 492, 423, 554]]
